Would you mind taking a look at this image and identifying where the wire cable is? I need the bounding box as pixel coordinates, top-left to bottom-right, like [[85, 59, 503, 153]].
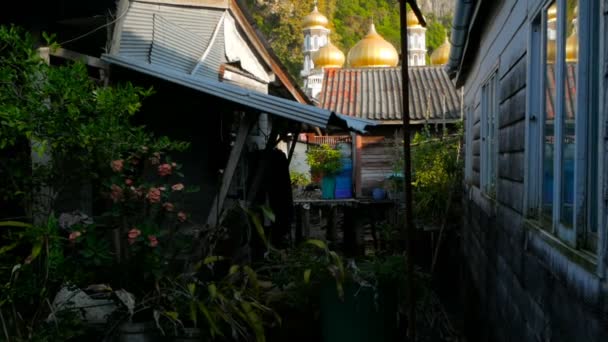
[[58, 3, 131, 46]]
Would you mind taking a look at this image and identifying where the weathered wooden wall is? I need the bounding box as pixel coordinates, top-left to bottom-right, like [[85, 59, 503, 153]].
[[359, 136, 394, 196], [460, 0, 608, 341]]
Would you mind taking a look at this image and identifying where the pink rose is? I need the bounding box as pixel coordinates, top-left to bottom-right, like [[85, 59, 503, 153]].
[[128, 228, 141, 244], [110, 184, 123, 202], [158, 163, 172, 177], [177, 211, 187, 223], [147, 188, 161, 203], [125, 179, 133, 186], [162, 202, 175, 212], [111, 160, 124, 173], [69, 231, 82, 242], [171, 183, 184, 191], [148, 235, 158, 247]]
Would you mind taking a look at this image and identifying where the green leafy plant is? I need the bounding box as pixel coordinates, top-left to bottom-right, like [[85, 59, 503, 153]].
[[0, 25, 188, 222], [305, 144, 342, 176], [154, 262, 278, 341], [290, 171, 310, 188]]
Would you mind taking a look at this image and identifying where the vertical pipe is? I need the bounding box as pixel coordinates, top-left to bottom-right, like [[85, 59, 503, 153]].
[[400, 0, 416, 339]]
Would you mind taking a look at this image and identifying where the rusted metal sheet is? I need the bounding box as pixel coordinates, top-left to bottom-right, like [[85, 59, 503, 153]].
[[319, 66, 461, 123]]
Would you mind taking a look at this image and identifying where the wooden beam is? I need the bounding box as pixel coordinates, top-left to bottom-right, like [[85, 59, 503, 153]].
[[286, 129, 301, 165], [48, 47, 109, 70], [207, 113, 255, 227], [246, 128, 279, 204]]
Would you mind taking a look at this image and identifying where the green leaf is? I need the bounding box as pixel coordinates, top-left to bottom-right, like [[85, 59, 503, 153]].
[[187, 283, 196, 296], [0, 221, 32, 229], [303, 269, 311, 284], [305, 239, 327, 250], [260, 206, 275, 223], [229, 264, 240, 275], [28, 241, 43, 263], [198, 302, 223, 337], [0, 242, 19, 255], [189, 302, 197, 325], [203, 256, 225, 265], [208, 283, 217, 300], [244, 266, 259, 292]]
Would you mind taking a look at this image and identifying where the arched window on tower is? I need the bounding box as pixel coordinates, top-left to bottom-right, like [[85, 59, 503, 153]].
[[418, 35, 424, 49], [313, 36, 318, 50], [305, 36, 309, 50], [413, 54, 419, 65]]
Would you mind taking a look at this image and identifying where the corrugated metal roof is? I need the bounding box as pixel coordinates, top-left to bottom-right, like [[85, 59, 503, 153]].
[[319, 66, 461, 123], [102, 54, 375, 133]]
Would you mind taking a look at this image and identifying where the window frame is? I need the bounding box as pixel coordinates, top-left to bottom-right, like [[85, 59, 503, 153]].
[[480, 70, 499, 197], [525, 0, 601, 252]]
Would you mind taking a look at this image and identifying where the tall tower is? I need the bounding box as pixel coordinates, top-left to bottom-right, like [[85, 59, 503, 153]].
[[407, 10, 427, 66], [301, 3, 330, 99]]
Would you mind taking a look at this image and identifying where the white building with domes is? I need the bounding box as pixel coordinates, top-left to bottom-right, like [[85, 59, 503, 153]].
[[300, 5, 448, 101]]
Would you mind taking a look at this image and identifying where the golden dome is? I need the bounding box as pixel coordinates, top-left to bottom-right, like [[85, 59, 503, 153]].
[[346, 23, 399, 68], [407, 10, 421, 27], [547, 39, 556, 63], [547, 3, 557, 21], [303, 6, 329, 29], [566, 30, 578, 62], [431, 37, 451, 65], [313, 41, 345, 68], [566, 6, 578, 62]]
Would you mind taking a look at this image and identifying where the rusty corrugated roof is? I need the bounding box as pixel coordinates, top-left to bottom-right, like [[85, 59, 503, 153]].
[[319, 66, 461, 124]]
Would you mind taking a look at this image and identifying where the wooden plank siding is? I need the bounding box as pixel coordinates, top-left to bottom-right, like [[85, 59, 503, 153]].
[[458, 0, 608, 341], [359, 136, 393, 195]]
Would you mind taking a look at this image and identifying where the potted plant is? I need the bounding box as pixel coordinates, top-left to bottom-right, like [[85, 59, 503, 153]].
[[306, 144, 342, 199]]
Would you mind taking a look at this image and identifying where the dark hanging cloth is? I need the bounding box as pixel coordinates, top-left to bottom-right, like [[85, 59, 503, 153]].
[[248, 148, 294, 250]]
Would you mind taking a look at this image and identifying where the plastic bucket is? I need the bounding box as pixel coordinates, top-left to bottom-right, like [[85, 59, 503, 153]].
[[322, 175, 336, 199]]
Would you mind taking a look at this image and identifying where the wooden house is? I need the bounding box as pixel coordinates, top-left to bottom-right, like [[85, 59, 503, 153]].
[[0, 0, 375, 231], [449, 0, 608, 340], [318, 66, 462, 197]]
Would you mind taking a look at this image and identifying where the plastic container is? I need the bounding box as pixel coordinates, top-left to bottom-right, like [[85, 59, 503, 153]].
[[322, 175, 336, 199], [336, 142, 352, 158], [334, 172, 352, 199]]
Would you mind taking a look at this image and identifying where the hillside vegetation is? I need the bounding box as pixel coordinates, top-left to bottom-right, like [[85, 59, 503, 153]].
[[244, 0, 453, 81]]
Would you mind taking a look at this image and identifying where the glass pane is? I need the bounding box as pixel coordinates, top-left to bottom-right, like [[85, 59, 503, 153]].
[[542, 2, 557, 222], [560, 0, 578, 225]]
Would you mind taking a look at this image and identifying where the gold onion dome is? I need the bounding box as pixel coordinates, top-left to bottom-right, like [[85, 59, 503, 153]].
[[407, 10, 421, 27], [431, 37, 451, 65], [303, 6, 329, 29], [566, 6, 578, 62], [313, 41, 345, 68], [548, 3, 557, 21], [346, 23, 399, 68]]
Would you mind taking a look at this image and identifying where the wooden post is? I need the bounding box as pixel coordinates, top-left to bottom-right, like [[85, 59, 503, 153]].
[[355, 135, 363, 197], [286, 129, 301, 165], [302, 204, 311, 239], [326, 205, 338, 242], [401, 1, 419, 339], [206, 112, 255, 227]]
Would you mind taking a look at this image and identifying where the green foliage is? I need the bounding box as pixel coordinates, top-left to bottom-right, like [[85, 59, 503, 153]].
[[425, 20, 447, 55], [0, 25, 188, 219], [289, 171, 310, 187], [244, 1, 454, 81], [410, 123, 463, 224], [155, 265, 278, 341], [305, 144, 342, 176]]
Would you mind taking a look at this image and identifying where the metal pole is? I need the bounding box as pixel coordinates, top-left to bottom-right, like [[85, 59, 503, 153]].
[[400, 1, 416, 340]]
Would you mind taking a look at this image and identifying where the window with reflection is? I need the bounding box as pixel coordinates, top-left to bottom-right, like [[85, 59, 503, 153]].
[[530, 0, 599, 252]]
